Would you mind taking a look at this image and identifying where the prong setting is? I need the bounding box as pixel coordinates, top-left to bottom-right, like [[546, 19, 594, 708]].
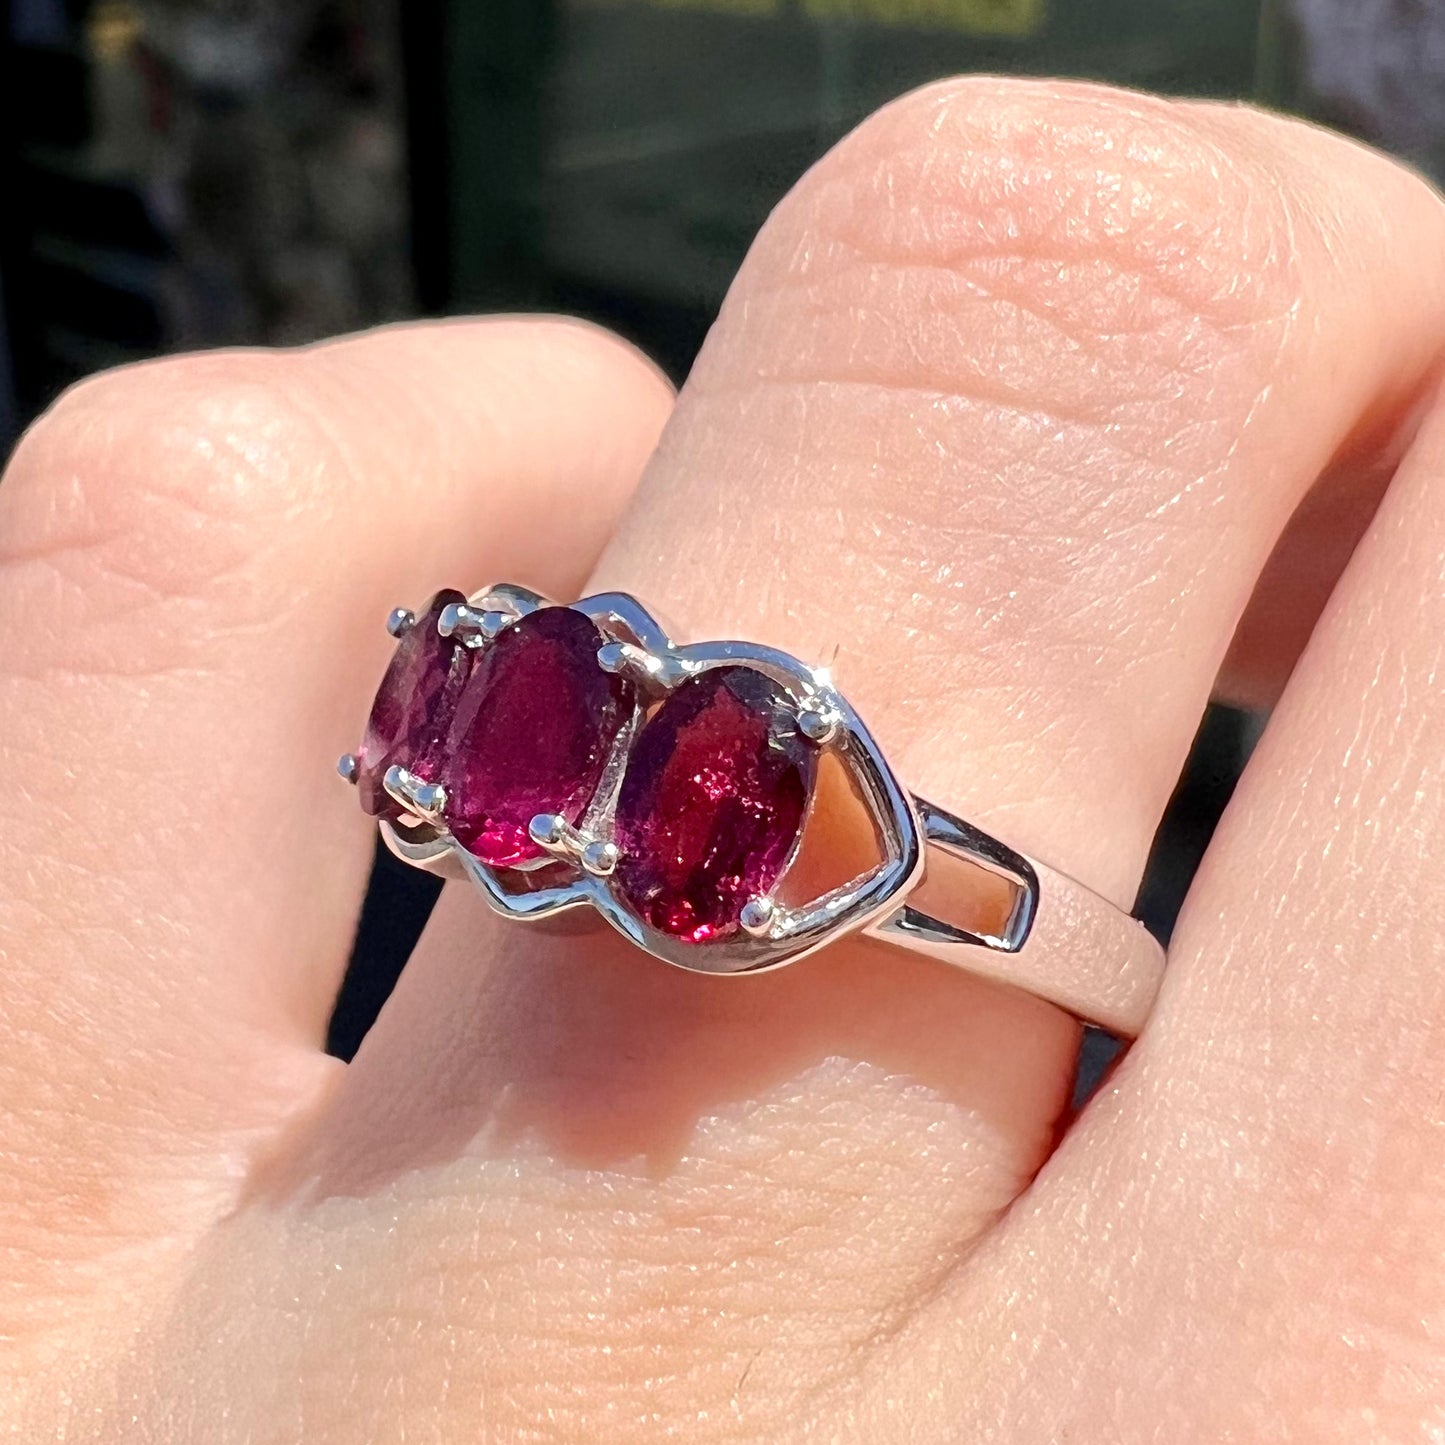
[[337, 752, 360, 784], [528, 812, 566, 850], [345, 583, 924, 979], [383, 764, 447, 823], [386, 607, 416, 638], [439, 601, 516, 645], [796, 698, 842, 745], [412, 781, 447, 814], [739, 896, 777, 938], [580, 839, 621, 877], [597, 640, 651, 676], [597, 640, 694, 691], [529, 813, 620, 877]]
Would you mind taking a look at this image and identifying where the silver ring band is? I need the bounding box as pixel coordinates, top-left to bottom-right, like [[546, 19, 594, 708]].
[[874, 799, 1161, 1037]]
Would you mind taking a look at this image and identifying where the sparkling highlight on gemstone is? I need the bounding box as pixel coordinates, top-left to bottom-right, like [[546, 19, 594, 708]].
[[442, 606, 633, 868], [613, 666, 815, 944], [356, 589, 471, 819]]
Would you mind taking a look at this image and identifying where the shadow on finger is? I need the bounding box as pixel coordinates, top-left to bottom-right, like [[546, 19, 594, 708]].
[[262, 896, 1078, 1199]]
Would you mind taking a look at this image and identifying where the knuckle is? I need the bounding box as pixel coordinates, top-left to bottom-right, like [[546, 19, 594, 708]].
[[850, 77, 1294, 303], [747, 76, 1444, 383], [722, 78, 1305, 409], [0, 351, 337, 618], [679, 78, 1444, 626]]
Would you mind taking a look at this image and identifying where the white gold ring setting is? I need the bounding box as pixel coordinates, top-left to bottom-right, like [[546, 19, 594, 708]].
[[338, 585, 1164, 1037]]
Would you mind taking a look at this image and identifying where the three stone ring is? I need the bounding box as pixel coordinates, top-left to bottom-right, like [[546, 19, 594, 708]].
[[338, 585, 1164, 1037]]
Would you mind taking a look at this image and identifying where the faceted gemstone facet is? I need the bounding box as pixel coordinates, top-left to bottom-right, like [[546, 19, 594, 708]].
[[357, 589, 471, 818], [614, 667, 815, 944], [443, 606, 633, 867]]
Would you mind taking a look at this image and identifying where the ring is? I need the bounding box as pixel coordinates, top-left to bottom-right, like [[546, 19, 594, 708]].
[[337, 585, 1164, 1037]]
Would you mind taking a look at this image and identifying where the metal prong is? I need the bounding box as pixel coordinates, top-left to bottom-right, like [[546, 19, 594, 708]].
[[579, 839, 620, 877], [797, 700, 841, 745], [387, 607, 416, 638], [597, 640, 690, 689], [530, 813, 618, 875], [597, 640, 649, 675], [740, 897, 777, 938], [529, 813, 567, 851], [413, 781, 447, 815], [336, 752, 360, 784], [383, 764, 446, 821], [440, 602, 514, 645]]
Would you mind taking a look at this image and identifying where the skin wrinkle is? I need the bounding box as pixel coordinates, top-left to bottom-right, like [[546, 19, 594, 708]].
[[696, 310, 1265, 575], [701, 278, 1269, 492], [708, 285, 1255, 441], [771, 235, 1279, 354], [136, 1061, 1026, 1442], [805, 119, 1282, 324], [664, 389, 1173, 601], [0, 389, 333, 669]]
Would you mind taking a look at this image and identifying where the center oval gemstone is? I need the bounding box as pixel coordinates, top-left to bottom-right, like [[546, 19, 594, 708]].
[[442, 606, 633, 867], [613, 667, 816, 944]]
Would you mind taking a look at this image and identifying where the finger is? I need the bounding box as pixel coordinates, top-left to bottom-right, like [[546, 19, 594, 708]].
[[1219, 385, 1435, 708], [866, 379, 1445, 1442], [0, 319, 670, 1345], [192, 81, 1445, 1439]]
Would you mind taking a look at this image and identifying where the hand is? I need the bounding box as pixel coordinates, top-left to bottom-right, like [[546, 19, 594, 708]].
[[5, 78, 1445, 1443]]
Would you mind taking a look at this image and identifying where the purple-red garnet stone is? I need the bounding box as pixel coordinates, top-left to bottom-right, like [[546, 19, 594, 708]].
[[357, 589, 471, 818], [614, 666, 815, 944], [442, 606, 633, 867]]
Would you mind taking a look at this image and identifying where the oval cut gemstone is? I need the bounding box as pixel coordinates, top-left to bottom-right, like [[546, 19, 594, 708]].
[[443, 606, 633, 867], [357, 589, 471, 818], [613, 667, 815, 944]]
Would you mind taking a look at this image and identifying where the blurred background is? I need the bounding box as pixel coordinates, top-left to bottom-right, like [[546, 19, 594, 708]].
[[1, 0, 1440, 1059]]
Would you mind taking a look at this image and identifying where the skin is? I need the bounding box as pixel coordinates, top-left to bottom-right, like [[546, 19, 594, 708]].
[[2, 76, 1445, 1442]]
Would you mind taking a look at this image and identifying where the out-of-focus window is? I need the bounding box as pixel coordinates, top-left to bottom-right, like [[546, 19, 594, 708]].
[[0, 0, 410, 440], [440, 0, 1267, 374], [1260, 0, 1445, 181]]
